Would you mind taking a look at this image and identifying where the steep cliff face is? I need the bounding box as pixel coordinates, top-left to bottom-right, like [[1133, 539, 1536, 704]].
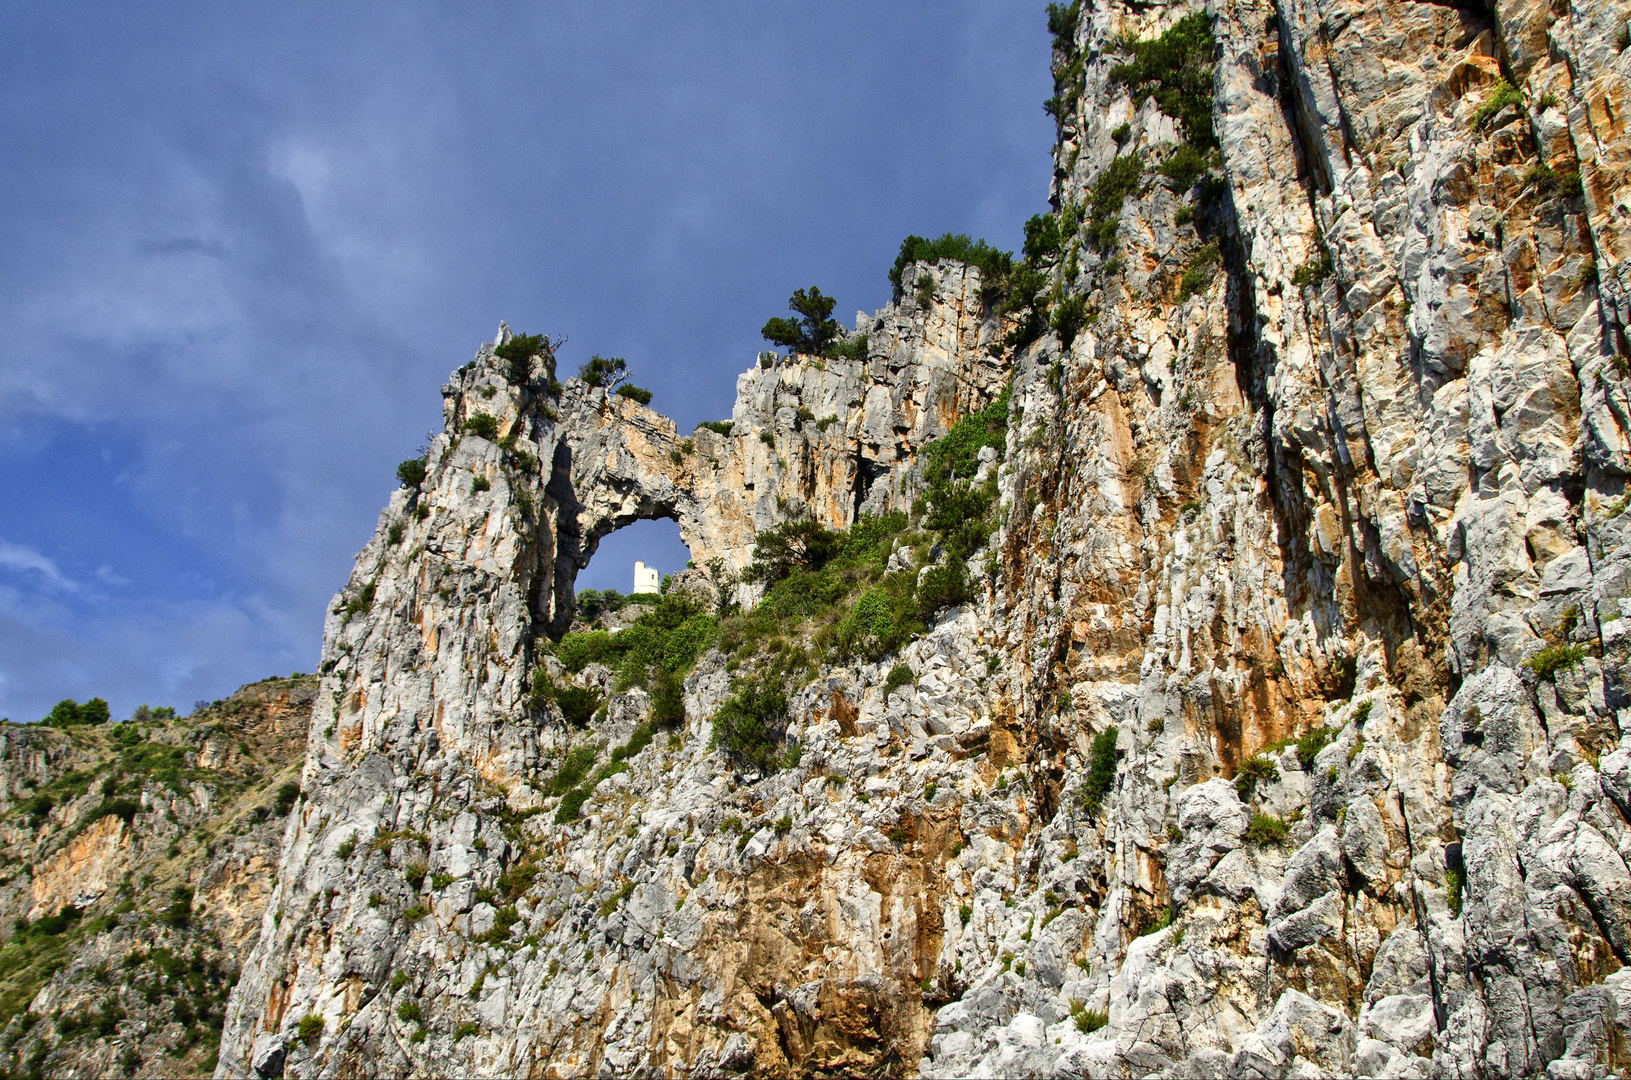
[[0, 678, 312, 1079], [217, 0, 1631, 1076]]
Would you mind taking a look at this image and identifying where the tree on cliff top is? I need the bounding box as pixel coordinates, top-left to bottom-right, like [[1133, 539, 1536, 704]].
[[761, 287, 840, 356], [578, 354, 628, 389]]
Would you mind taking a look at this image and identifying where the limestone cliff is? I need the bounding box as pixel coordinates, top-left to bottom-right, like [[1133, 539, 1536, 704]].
[[216, 0, 1631, 1076]]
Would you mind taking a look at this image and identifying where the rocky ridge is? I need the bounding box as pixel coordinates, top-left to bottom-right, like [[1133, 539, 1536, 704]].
[[216, 0, 1631, 1077]]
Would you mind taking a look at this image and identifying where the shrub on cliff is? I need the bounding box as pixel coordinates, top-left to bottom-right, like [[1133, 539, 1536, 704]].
[[1081, 729, 1119, 812], [551, 685, 602, 727], [1108, 13, 1217, 149], [463, 413, 500, 440], [711, 672, 789, 772], [836, 581, 920, 662], [615, 384, 653, 405], [493, 332, 552, 385], [1088, 153, 1144, 250], [578, 355, 628, 389], [575, 588, 627, 621], [558, 594, 717, 691], [742, 518, 842, 586], [761, 287, 840, 356], [889, 234, 1012, 293], [396, 458, 428, 489]]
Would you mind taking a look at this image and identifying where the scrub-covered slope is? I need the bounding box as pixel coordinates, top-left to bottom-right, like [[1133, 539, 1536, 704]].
[[0, 678, 312, 1079]]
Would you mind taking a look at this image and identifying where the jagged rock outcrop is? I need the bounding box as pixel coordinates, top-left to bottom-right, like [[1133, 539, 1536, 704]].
[[0, 677, 312, 1078], [215, 0, 1631, 1076]]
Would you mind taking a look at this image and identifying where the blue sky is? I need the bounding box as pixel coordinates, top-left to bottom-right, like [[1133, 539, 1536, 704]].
[[0, 3, 1053, 721]]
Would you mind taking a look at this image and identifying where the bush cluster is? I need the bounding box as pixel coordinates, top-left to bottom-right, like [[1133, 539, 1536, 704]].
[[890, 234, 1013, 293], [710, 672, 790, 773], [43, 698, 111, 727], [1082, 729, 1119, 811], [463, 413, 500, 440], [1108, 13, 1217, 149], [762, 287, 841, 357], [1525, 642, 1589, 680], [554, 596, 714, 690], [493, 331, 551, 385], [1233, 752, 1279, 797], [396, 458, 428, 489]]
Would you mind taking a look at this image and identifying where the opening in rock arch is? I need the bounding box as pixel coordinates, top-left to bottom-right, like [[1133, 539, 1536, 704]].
[[574, 517, 692, 596]]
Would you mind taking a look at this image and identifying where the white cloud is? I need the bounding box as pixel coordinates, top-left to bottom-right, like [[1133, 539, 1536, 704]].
[[0, 540, 76, 592]]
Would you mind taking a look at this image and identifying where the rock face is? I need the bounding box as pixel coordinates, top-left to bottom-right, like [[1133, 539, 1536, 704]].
[[215, 0, 1631, 1076], [0, 677, 313, 1079]]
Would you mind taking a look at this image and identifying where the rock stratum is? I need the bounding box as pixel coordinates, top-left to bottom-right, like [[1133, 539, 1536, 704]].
[[193, 0, 1631, 1076]]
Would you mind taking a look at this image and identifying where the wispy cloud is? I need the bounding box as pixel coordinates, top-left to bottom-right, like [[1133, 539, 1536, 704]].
[[0, 540, 76, 592]]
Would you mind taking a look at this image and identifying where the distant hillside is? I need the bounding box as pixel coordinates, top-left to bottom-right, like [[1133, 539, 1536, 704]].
[[0, 677, 313, 1078]]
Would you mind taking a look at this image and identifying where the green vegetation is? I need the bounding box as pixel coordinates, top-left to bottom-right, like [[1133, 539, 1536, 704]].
[[696, 420, 733, 437], [1051, 294, 1089, 347], [1445, 867, 1464, 916], [884, 662, 916, 698], [493, 331, 552, 384], [1291, 253, 1332, 289], [1160, 143, 1213, 192], [826, 332, 869, 361], [1139, 907, 1172, 936], [834, 579, 922, 661], [574, 588, 630, 621], [711, 672, 790, 773], [650, 669, 686, 726], [1044, 3, 1085, 135], [454, 1021, 481, 1040], [1295, 725, 1334, 768], [396, 458, 428, 489], [1528, 162, 1582, 199], [578, 355, 629, 389], [1087, 154, 1144, 250], [742, 519, 843, 586], [396, 1001, 422, 1023], [1245, 812, 1289, 846], [1082, 729, 1119, 812], [87, 798, 142, 826], [762, 287, 841, 356], [1526, 642, 1590, 680], [598, 882, 635, 917], [1233, 753, 1279, 797], [463, 413, 500, 440], [1070, 1000, 1107, 1034], [1108, 14, 1217, 148], [615, 384, 653, 405], [1472, 78, 1524, 129], [43, 698, 111, 727], [297, 1014, 324, 1046], [553, 593, 716, 691], [890, 234, 1012, 292], [1178, 240, 1220, 301]]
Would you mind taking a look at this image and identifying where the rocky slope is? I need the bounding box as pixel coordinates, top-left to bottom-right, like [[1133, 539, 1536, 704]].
[[215, 0, 1631, 1076], [0, 678, 313, 1079]]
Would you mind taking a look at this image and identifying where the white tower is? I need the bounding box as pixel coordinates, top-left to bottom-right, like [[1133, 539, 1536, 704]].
[[632, 561, 660, 595]]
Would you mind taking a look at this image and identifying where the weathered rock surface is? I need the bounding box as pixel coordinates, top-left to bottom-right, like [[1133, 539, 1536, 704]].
[[213, 0, 1631, 1076]]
